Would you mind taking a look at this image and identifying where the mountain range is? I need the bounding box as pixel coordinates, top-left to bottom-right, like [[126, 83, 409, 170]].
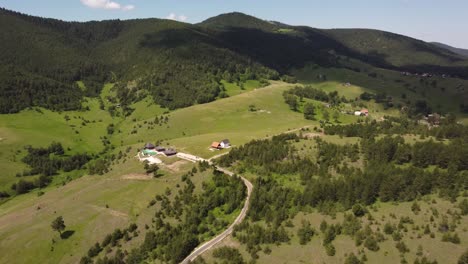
[[431, 42, 468, 58], [1, 9, 467, 114]]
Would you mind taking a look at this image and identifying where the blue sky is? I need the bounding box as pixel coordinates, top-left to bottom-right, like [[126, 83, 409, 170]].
[[2, 0, 467, 48]]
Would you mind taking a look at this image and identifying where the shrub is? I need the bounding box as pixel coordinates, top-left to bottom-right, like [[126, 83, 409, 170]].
[[213, 247, 245, 264], [324, 243, 336, 256], [441, 233, 461, 244], [345, 253, 362, 264], [352, 204, 366, 217], [364, 236, 380, 251]]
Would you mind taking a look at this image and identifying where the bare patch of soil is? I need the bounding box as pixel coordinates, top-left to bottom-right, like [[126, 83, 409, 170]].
[[121, 173, 152, 181], [164, 160, 189, 172]]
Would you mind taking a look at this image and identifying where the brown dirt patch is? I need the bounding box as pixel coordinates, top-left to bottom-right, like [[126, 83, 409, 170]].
[[164, 160, 189, 172], [303, 132, 323, 138], [89, 205, 128, 218], [121, 173, 152, 181]]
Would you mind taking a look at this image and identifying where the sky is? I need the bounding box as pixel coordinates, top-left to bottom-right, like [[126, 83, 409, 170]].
[[1, 0, 467, 48]]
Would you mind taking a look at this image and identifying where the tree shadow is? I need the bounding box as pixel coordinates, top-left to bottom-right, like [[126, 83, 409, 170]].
[[60, 230, 75, 239], [154, 173, 164, 178]]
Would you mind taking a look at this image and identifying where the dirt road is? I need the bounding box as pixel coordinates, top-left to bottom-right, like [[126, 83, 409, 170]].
[[178, 153, 253, 264]]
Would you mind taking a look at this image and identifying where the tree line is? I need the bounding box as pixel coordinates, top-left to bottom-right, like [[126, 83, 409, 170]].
[[11, 142, 91, 194], [325, 116, 467, 139]]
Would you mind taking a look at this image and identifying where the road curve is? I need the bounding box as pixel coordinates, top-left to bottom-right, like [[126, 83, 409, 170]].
[[178, 153, 253, 264]]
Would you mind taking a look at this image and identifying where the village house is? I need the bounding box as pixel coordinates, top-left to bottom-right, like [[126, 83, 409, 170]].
[[211, 139, 231, 149], [155, 146, 166, 152], [144, 143, 155, 149], [220, 139, 231, 148], [163, 148, 177, 156], [354, 109, 369, 117], [211, 142, 221, 149]]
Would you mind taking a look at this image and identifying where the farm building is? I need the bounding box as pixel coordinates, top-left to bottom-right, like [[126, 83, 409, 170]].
[[354, 109, 369, 117], [211, 142, 221, 149], [155, 146, 166, 152], [144, 143, 155, 149], [220, 139, 231, 148], [163, 149, 177, 156]]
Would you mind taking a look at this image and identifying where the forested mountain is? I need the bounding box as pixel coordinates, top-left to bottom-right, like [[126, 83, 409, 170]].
[[1, 8, 467, 113], [326, 29, 466, 67]]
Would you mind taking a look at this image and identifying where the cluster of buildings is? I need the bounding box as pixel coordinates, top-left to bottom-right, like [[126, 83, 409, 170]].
[[210, 139, 231, 150], [353, 108, 369, 117], [143, 143, 177, 157], [400, 71, 446, 78]]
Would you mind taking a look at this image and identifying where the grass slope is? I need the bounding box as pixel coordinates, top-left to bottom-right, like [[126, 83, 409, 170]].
[[0, 156, 201, 264], [114, 81, 315, 158], [0, 97, 114, 190]]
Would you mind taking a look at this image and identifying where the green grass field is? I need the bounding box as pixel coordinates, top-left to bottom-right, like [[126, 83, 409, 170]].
[[0, 97, 115, 190], [0, 155, 209, 264], [114, 81, 321, 158], [221, 79, 262, 97]]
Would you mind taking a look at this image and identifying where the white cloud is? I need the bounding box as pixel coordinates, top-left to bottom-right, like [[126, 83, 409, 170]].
[[166, 13, 177, 20], [122, 5, 135, 11], [166, 13, 188, 22], [81, 0, 135, 11]]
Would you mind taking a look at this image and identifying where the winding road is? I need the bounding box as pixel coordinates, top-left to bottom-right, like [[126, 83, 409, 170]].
[[178, 153, 253, 264]]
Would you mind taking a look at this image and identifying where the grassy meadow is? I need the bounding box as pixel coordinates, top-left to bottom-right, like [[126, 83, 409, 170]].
[[114, 81, 323, 158], [0, 97, 115, 190], [0, 154, 214, 264]]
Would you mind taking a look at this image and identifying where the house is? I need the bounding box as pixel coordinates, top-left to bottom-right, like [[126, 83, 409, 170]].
[[427, 113, 441, 125], [211, 142, 221, 149], [322, 103, 331, 108], [354, 111, 362, 116], [360, 109, 369, 116], [220, 139, 231, 149], [163, 149, 177, 156], [144, 143, 155, 149], [155, 146, 166, 152]]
